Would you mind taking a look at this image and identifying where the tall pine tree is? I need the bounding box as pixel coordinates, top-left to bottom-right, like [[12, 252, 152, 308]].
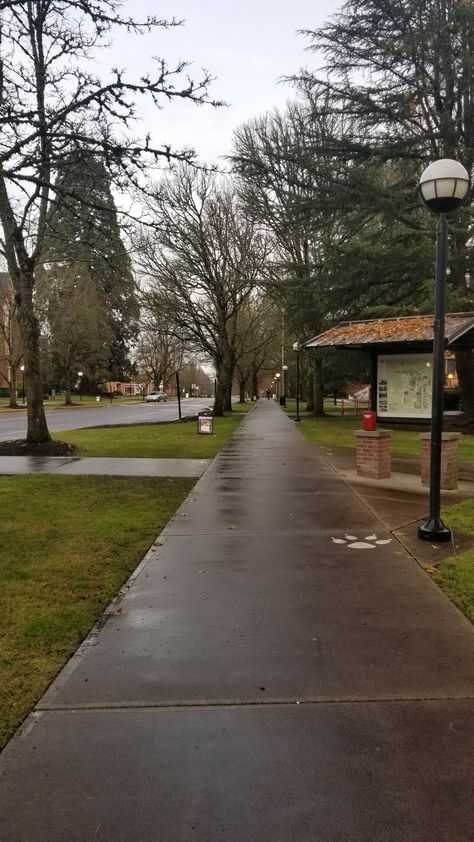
[[39, 151, 139, 385], [296, 0, 474, 418]]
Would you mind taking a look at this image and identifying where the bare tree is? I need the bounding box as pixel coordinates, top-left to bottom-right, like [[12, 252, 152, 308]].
[[137, 166, 270, 415], [0, 1, 218, 442], [135, 312, 186, 390], [234, 295, 280, 401]]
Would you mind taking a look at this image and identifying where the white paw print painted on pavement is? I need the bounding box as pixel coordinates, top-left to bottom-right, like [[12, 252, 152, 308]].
[[332, 534, 392, 549]]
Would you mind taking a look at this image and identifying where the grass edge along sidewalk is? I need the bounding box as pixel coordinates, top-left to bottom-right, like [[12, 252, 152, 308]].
[[0, 406, 252, 749], [51, 403, 254, 458], [0, 476, 194, 750], [432, 498, 474, 625], [284, 404, 474, 462]]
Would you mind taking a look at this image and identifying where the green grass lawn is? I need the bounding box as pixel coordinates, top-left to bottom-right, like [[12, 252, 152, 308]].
[[52, 406, 253, 458], [0, 404, 254, 747], [292, 413, 474, 461], [284, 398, 368, 415], [0, 475, 194, 749], [432, 499, 474, 624]]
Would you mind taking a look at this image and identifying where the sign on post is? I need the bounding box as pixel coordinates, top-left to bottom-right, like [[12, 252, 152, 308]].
[[197, 412, 214, 435]]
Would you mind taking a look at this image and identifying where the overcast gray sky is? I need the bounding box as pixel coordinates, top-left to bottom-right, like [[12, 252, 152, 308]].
[[111, 0, 342, 164]]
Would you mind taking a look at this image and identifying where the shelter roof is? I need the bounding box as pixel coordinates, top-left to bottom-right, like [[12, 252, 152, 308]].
[[304, 313, 474, 350]]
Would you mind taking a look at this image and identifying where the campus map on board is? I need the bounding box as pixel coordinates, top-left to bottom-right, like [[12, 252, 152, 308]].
[[377, 355, 433, 417]]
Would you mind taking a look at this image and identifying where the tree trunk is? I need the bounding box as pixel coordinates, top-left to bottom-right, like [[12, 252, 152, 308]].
[[64, 387, 72, 405], [305, 369, 314, 412], [9, 384, 18, 408], [213, 354, 234, 416], [312, 357, 324, 417], [213, 377, 226, 416], [17, 281, 51, 443], [225, 356, 235, 412], [9, 367, 18, 408], [455, 349, 474, 426], [252, 369, 259, 399], [238, 376, 246, 404], [224, 382, 233, 412]]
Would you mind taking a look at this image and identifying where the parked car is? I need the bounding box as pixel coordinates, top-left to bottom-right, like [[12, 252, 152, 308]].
[[146, 390, 168, 402]]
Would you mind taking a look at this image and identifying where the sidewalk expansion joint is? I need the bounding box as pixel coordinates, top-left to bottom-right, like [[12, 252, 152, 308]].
[[37, 694, 474, 713]]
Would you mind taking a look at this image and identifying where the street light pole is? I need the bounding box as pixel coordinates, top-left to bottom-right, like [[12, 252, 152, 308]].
[[78, 371, 83, 401], [293, 342, 301, 421], [282, 364, 288, 407], [175, 371, 182, 420], [275, 372, 280, 400], [20, 365, 25, 403], [417, 159, 470, 542]]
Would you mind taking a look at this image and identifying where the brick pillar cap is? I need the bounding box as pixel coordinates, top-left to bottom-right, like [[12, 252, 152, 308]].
[[354, 430, 392, 438], [420, 432, 462, 441]]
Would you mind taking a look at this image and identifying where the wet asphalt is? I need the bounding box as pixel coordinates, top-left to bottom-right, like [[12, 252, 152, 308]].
[[0, 398, 212, 440], [0, 401, 473, 841]]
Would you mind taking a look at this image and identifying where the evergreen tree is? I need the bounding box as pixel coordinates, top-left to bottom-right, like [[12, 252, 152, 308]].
[[296, 0, 474, 417], [232, 102, 428, 411], [39, 269, 112, 404], [232, 101, 347, 414], [40, 152, 139, 381]]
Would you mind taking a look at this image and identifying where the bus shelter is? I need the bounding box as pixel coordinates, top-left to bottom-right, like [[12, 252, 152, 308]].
[[304, 313, 474, 423]]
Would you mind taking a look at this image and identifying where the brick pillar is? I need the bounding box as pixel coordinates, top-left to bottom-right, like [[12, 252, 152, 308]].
[[421, 432, 462, 490], [354, 430, 392, 479]]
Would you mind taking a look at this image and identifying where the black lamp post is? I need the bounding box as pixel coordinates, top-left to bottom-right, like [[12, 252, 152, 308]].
[[417, 159, 470, 542], [78, 371, 83, 401], [293, 342, 301, 421], [275, 372, 280, 399], [175, 371, 182, 419], [282, 364, 288, 406]]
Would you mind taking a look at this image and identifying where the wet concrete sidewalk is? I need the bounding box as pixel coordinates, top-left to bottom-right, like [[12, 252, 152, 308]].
[[1, 401, 473, 841], [312, 439, 474, 566], [0, 455, 211, 477]]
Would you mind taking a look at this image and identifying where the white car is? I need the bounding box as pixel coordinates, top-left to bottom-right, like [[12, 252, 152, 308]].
[[146, 390, 168, 402]]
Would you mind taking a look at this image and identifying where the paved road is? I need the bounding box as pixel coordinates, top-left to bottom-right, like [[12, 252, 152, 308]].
[[0, 398, 212, 440], [1, 401, 473, 841]]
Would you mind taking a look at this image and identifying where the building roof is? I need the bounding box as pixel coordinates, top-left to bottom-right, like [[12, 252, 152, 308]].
[[304, 313, 474, 350]]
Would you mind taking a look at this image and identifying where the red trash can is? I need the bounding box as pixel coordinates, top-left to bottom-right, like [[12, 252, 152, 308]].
[[363, 410, 377, 431]]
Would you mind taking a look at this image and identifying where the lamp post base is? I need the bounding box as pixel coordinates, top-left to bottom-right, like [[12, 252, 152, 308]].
[[417, 517, 452, 542]]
